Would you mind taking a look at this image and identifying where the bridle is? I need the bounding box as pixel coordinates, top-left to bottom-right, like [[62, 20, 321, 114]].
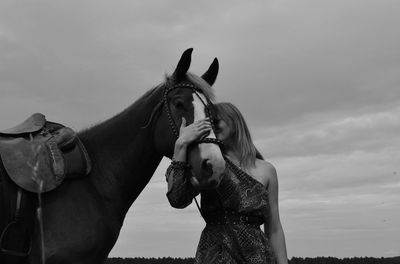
[[162, 82, 228, 234], [162, 82, 224, 147]]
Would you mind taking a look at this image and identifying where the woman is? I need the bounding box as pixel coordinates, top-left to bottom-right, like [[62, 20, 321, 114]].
[[166, 102, 288, 264]]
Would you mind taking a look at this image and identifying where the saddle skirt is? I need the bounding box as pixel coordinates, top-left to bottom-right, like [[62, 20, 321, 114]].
[[0, 113, 91, 193]]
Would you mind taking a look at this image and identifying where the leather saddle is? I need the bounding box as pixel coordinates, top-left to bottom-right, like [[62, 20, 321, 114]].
[[0, 113, 91, 193], [0, 113, 92, 260]]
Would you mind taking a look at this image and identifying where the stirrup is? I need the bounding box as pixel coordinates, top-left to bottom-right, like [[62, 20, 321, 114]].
[[0, 220, 32, 257]]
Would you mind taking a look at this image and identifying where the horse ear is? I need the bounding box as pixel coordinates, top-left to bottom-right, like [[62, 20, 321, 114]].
[[173, 48, 193, 81], [201, 58, 219, 86]]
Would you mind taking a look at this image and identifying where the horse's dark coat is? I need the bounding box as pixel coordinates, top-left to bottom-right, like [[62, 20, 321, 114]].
[[0, 49, 220, 264]]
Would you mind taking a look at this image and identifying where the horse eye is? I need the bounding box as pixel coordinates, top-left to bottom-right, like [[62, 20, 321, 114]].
[[175, 101, 184, 109]]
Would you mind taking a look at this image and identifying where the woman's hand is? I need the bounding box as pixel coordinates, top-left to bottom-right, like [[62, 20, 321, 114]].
[[173, 117, 211, 162], [176, 117, 212, 146]]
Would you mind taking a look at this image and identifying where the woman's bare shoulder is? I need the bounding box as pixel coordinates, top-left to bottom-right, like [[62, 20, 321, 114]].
[[256, 159, 276, 174], [254, 159, 277, 187]]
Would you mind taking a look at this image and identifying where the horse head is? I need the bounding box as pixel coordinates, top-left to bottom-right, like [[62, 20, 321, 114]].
[[153, 48, 225, 190]]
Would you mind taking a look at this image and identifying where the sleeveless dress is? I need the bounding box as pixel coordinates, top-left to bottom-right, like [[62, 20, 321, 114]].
[[166, 158, 275, 264]]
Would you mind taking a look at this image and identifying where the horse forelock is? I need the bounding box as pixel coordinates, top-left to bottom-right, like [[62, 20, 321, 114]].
[[186, 72, 215, 102], [133, 72, 216, 131], [165, 72, 215, 102]]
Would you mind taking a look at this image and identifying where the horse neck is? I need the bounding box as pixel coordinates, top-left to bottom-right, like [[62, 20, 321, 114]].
[[79, 88, 164, 219]]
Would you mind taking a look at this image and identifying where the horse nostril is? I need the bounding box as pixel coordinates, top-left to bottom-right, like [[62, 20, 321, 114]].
[[201, 159, 213, 179], [209, 179, 218, 188]]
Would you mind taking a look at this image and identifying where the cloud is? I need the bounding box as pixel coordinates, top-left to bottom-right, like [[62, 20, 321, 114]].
[[254, 104, 400, 157], [252, 102, 400, 258], [1, 0, 400, 259], [213, 0, 400, 126]]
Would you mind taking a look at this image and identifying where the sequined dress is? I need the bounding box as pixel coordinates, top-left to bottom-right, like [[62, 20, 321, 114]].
[[165, 158, 274, 264]]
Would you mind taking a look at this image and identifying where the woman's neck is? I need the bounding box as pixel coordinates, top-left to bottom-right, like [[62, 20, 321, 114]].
[[224, 147, 254, 171], [224, 149, 240, 164]]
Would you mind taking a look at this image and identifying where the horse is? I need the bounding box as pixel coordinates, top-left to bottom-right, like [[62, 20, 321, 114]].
[[0, 48, 225, 264]]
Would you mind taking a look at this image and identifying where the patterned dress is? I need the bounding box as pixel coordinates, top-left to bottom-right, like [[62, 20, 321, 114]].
[[166, 158, 275, 264]]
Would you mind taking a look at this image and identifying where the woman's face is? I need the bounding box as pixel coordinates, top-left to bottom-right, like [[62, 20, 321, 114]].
[[215, 118, 231, 141]]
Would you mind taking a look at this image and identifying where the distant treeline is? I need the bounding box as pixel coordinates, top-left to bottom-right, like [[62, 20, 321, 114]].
[[106, 256, 400, 264], [105, 258, 192, 264], [289, 256, 400, 264]]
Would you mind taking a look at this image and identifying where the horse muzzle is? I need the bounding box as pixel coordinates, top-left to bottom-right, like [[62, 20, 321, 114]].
[[190, 153, 225, 190]]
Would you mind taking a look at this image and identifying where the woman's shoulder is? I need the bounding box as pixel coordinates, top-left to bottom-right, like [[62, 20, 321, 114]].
[[255, 159, 276, 174], [253, 159, 277, 187]]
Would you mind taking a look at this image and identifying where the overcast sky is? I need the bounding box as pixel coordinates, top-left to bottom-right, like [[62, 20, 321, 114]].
[[1, 0, 399, 259]]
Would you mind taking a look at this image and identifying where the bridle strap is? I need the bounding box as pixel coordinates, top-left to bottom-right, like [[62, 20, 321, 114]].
[[162, 83, 198, 139], [162, 83, 227, 240], [162, 83, 224, 148], [195, 137, 224, 147]]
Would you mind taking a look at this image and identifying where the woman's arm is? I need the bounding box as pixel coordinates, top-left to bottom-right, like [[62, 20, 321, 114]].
[[165, 159, 198, 208], [264, 164, 288, 264], [166, 117, 211, 208]]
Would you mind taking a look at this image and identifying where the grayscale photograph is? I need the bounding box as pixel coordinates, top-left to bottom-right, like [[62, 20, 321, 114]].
[[0, 1, 399, 264]]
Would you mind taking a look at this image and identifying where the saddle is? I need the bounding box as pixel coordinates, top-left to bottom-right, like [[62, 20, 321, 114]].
[[0, 113, 91, 193], [0, 113, 92, 261]]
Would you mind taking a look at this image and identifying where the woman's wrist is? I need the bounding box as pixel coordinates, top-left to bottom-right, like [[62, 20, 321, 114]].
[[175, 137, 190, 148], [173, 138, 189, 162]]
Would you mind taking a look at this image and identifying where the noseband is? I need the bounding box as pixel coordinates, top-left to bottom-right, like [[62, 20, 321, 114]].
[[162, 82, 224, 148]]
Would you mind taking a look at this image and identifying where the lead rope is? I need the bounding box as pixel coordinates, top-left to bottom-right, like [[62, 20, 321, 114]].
[[193, 196, 205, 219]]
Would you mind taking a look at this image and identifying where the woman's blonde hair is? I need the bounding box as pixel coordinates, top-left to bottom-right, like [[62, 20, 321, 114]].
[[215, 102, 263, 168]]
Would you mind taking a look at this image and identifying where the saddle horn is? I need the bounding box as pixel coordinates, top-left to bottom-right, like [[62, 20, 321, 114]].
[[202, 58, 219, 86]]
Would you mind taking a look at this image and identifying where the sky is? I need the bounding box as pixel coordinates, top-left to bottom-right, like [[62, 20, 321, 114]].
[[1, 0, 399, 259]]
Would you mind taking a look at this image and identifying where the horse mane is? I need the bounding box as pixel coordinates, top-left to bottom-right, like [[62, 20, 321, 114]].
[[80, 72, 215, 138], [78, 84, 163, 142]]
